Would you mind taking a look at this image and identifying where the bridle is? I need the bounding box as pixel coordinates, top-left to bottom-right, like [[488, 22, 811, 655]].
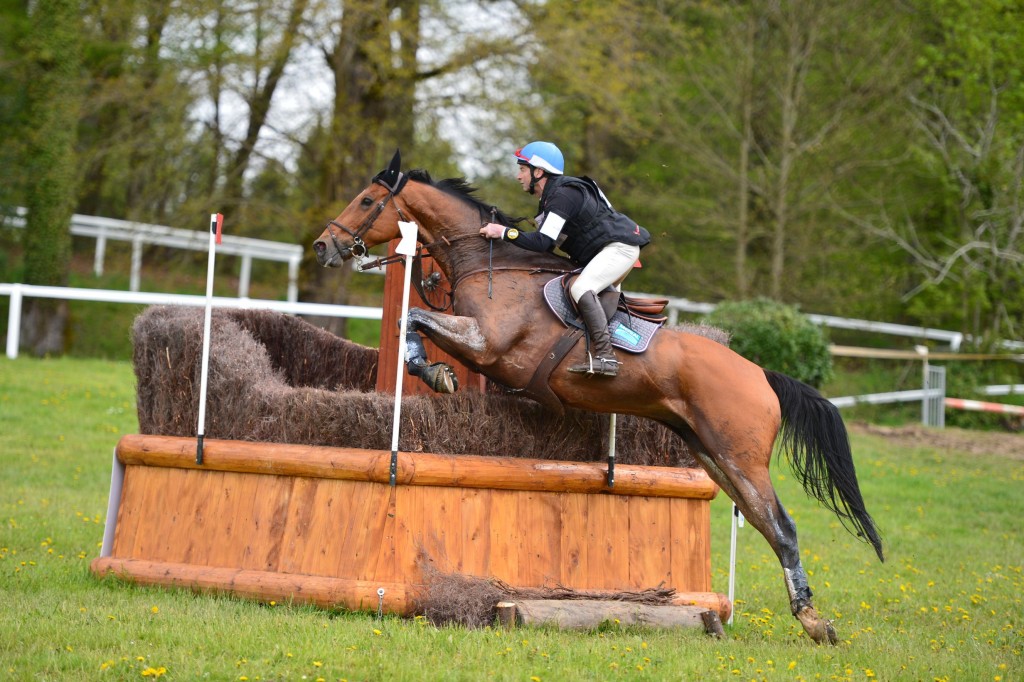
[[322, 176, 411, 260]]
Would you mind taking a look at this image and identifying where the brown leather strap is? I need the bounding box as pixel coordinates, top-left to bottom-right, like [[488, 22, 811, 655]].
[[523, 327, 584, 415]]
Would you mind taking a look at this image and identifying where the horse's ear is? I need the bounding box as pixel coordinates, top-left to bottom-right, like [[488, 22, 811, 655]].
[[374, 148, 407, 193]]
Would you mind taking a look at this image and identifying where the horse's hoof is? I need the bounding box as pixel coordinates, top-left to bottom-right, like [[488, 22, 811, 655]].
[[795, 606, 838, 645], [422, 362, 458, 394]]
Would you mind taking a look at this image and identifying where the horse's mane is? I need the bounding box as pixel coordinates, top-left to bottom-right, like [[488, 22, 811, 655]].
[[407, 169, 525, 228], [404, 168, 573, 273]]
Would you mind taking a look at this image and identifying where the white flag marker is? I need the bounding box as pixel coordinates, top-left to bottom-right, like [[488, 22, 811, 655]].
[[388, 221, 420, 485], [196, 212, 223, 464]]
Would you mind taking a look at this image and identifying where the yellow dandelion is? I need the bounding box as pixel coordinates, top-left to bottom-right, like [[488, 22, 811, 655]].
[[313, 661, 323, 667], [373, 629, 382, 636], [150, 606, 159, 614]]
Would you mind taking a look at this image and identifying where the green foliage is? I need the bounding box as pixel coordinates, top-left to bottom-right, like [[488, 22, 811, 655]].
[[704, 298, 833, 387], [21, 0, 82, 288]]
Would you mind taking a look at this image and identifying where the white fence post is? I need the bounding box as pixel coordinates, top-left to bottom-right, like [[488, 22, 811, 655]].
[[6, 283, 22, 359], [239, 254, 252, 299], [917, 346, 930, 425], [130, 235, 143, 292], [94, 228, 107, 277], [287, 256, 300, 303]]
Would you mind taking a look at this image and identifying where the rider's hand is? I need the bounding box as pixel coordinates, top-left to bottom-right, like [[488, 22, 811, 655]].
[[479, 222, 505, 239]]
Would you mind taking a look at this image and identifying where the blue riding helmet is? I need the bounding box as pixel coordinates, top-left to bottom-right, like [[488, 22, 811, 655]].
[[515, 141, 564, 175]]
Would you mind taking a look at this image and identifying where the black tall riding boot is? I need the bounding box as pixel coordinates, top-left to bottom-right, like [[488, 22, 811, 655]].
[[568, 290, 620, 377]]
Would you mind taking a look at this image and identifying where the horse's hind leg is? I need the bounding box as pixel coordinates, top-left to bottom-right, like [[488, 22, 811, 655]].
[[681, 430, 838, 644]]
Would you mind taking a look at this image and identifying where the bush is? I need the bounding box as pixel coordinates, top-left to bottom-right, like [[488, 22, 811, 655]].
[[703, 298, 833, 388]]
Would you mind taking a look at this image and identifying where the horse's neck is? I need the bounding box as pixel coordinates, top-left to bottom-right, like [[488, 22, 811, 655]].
[[406, 184, 570, 284]]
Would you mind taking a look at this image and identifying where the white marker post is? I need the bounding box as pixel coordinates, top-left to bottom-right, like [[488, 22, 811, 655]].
[[196, 212, 223, 465], [388, 221, 420, 485], [727, 502, 744, 625]]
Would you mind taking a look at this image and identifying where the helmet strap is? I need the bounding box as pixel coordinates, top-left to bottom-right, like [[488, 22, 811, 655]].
[[528, 167, 544, 195]]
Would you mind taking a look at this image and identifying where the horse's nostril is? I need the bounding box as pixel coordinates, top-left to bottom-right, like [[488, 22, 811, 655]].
[[314, 241, 325, 255]]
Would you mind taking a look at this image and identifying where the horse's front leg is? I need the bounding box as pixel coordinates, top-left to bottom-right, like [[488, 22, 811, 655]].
[[403, 308, 490, 394]]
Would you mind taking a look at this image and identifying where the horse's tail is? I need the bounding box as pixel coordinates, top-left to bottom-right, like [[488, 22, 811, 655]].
[[764, 370, 884, 562]]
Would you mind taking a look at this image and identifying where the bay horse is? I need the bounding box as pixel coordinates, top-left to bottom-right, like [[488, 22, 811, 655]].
[[313, 151, 883, 644]]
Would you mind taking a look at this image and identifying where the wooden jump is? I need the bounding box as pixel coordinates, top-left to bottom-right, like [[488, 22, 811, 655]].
[[92, 434, 730, 620]]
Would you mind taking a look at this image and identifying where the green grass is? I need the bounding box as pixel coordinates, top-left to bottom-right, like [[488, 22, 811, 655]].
[[1, 358, 1022, 681]]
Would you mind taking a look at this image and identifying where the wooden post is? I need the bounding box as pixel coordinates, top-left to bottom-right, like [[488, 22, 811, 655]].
[[376, 240, 486, 395], [495, 601, 517, 628]]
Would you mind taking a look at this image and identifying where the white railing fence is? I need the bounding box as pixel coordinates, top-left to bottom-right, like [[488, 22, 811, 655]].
[[636, 293, 968, 350], [1, 283, 381, 361], [3, 283, 1021, 428], [3, 208, 304, 302]]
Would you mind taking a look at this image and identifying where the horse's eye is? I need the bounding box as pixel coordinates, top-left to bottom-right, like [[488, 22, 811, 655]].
[[360, 196, 374, 207]]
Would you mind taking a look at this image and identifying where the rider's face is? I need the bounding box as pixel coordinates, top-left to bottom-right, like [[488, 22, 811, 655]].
[[517, 164, 542, 193]]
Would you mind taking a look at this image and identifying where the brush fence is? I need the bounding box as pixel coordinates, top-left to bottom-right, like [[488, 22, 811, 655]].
[[91, 434, 729, 619]]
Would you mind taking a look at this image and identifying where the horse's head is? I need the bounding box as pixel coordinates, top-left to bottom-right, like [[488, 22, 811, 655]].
[[313, 149, 409, 267]]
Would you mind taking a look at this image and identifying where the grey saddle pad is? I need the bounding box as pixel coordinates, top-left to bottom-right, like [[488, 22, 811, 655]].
[[542, 276, 663, 354]]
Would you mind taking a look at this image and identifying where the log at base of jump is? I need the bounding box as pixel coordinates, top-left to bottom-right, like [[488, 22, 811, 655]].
[[90, 557, 422, 616], [503, 599, 726, 636]]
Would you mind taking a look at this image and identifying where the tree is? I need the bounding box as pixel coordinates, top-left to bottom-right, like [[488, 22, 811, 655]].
[[496, 0, 916, 315], [300, 0, 526, 333], [849, 0, 1024, 340], [75, 1, 197, 223], [651, 1, 915, 305], [0, 0, 31, 213], [19, 0, 83, 355]]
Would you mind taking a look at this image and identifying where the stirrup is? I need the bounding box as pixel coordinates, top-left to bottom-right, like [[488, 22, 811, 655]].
[[568, 354, 620, 377]]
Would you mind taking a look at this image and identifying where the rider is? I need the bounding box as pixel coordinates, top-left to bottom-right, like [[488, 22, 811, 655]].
[[480, 141, 650, 377]]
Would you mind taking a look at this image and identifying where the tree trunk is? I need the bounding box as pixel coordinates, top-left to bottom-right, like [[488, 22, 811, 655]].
[[735, 12, 755, 299], [21, 0, 82, 356], [305, 0, 421, 334]]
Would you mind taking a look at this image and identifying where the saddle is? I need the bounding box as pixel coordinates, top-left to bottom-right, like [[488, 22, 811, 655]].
[[547, 274, 668, 353], [522, 274, 669, 414]]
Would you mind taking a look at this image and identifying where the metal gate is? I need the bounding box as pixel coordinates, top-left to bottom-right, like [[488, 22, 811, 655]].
[[923, 364, 946, 427]]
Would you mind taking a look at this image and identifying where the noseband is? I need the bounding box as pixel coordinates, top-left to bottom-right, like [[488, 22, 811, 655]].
[[324, 177, 410, 259]]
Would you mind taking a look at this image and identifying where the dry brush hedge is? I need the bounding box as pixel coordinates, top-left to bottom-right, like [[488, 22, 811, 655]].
[[132, 306, 696, 467]]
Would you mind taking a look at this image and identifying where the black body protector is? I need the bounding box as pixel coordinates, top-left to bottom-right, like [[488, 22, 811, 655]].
[[505, 174, 650, 377], [502, 175, 650, 264]]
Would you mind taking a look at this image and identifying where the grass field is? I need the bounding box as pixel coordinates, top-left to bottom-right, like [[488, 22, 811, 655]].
[[0, 357, 1021, 681]]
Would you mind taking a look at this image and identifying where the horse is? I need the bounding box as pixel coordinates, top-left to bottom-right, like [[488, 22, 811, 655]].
[[313, 150, 883, 644]]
